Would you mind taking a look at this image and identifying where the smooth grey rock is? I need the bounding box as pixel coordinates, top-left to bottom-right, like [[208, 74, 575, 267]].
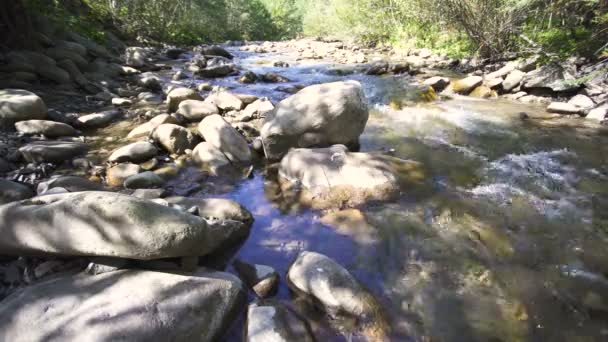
[[0, 89, 47, 124], [107, 163, 142, 187], [0, 269, 245, 342], [191, 142, 232, 176], [127, 114, 177, 140], [77, 109, 122, 129], [137, 92, 163, 104], [246, 300, 314, 342], [177, 100, 219, 121], [197, 45, 233, 59], [19, 141, 87, 163], [124, 171, 165, 189], [15, 120, 76, 137], [195, 64, 235, 78], [502, 70, 525, 92], [0, 180, 34, 204], [547, 102, 582, 115], [234, 259, 279, 298], [152, 123, 199, 155], [167, 88, 203, 113], [423, 76, 450, 91], [38, 176, 104, 194], [204, 92, 244, 112], [0, 191, 249, 259], [261, 81, 368, 160], [198, 115, 251, 165], [587, 106, 608, 121], [568, 94, 595, 109], [165, 196, 253, 226], [108, 142, 158, 163], [139, 72, 162, 91], [242, 98, 274, 119], [132, 188, 166, 199]]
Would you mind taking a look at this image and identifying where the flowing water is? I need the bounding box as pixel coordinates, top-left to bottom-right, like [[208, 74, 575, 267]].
[[86, 47, 608, 341]]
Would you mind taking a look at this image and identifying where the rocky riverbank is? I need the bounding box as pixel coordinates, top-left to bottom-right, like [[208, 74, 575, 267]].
[[1, 31, 607, 341]]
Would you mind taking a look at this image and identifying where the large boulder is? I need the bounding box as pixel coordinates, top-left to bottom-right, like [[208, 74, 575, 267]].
[[0, 269, 245, 342], [279, 145, 401, 208], [0, 191, 249, 259], [127, 114, 178, 140], [287, 251, 387, 338], [198, 115, 252, 165], [167, 88, 203, 113], [165, 196, 253, 226], [0, 89, 47, 124], [108, 142, 158, 163], [14, 120, 76, 137], [245, 300, 314, 342], [522, 63, 579, 93], [178, 100, 219, 121], [152, 124, 199, 155], [19, 141, 87, 163], [0, 180, 34, 204], [261, 81, 368, 160]]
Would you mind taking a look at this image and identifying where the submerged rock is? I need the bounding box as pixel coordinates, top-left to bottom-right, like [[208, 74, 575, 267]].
[[287, 251, 388, 339], [0, 191, 249, 259], [0, 89, 47, 124], [0, 269, 245, 342], [261, 81, 369, 161], [245, 300, 314, 342]]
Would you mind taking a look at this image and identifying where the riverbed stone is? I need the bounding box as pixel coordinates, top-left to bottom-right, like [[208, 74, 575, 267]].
[[198, 45, 234, 59], [139, 72, 162, 91], [586, 106, 607, 121], [449, 76, 483, 94], [167, 88, 203, 113], [287, 251, 387, 337], [127, 114, 178, 140], [38, 176, 104, 194], [19, 141, 87, 163], [469, 86, 495, 98], [125, 46, 150, 67], [242, 98, 274, 119], [245, 300, 314, 342], [279, 145, 404, 208], [0, 180, 34, 204], [568, 94, 595, 109], [152, 123, 199, 155], [177, 100, 220, 121], [0, 269, 245, 342], [234, 259, 279, 298], [204, 92, 244, 111], [165, 197, 254, 226], [107, 163, 142, 187], [109, 141, 158, 164], [547, 102, 582, 115], [0, 191, 249, 259], [423, 76, 450, 91], [14, 120, 76, 137], [77, 109, 122, 129], [124, 171, 165, 189], [522, 63, 578, 93], [191, 142, 232, 175], [502, 70, 526, 92], [0, 89, 47, 124], [261, 80, 368, 160], [198, 114, 252, 165], [196, 64, 235, 78]]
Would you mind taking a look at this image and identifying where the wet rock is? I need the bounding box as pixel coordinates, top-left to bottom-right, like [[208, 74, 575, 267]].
[[239, 71, 258, 84], [287, 251, 386, 337], [469, 86, 495, 98], [173, 70, 187, 80], [365, 61, 389, 75], [137, 92, 163, 104], [547, 102, 582, 115], [109, 142, 158, 164], [522, 63, 578, 93], [19, 141, 87, 164], [197, 45, 234, 59], [167, 87, 203, 113], [107, 163, 141, 187], [191, 142, 232, 176], [124, 171, 165, 189], [260, 72, 290, 83], [0, 89, 47, 124], [77, 109, 122, 129], [204, 92, 244, 111], [568, 94, 595, 109], [198, 83, 213, 92], [195, 64, 236, 78], [234, 259, 279, 298], [502, 70, 526, 92], [0, 191, 249, 259], [279, 145, 403, 208], [0, 180, 34, 204], [165, 196, 253, 226], [449, 76, 483, 94], [14, 120, 76, 137], [245, 300, 314, 342], [0, 269, 245, 342], [139, 72, 162, 91], [177, 100, 220, 121], [127, 114, 177, 140], [38, 176, 104, 194], [423, 76, 450, 91], [152, 123, 199, 155], [198, 115, 252, 165], [261, 81, 368, 161]]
